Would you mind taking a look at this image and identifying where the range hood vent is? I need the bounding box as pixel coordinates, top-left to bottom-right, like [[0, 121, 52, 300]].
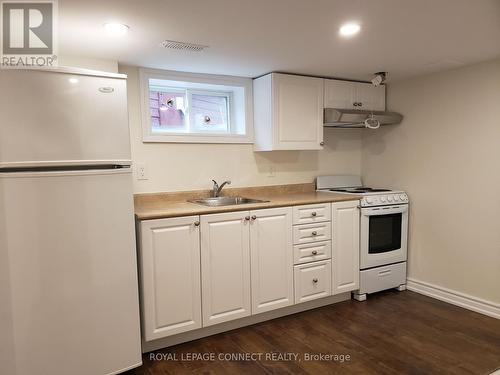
[[324, 108, 403, 128]]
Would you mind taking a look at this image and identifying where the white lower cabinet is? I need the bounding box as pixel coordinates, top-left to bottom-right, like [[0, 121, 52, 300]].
[[250, 207, 293, 314], [332, 201, 360, 295], [294, 260, 332, 303], [139, 216, 202, 341], [138, 200, 360, 342], [201, 211, 251, 326]]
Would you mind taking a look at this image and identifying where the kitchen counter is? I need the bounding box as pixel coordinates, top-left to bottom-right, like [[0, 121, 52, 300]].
[[134, 183, 361, 220]]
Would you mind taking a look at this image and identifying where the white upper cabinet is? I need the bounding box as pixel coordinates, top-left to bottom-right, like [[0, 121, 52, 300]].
[[323, 80, 355, 110], [332, 201, 360, 295], [324, 79, 386, 111], [356, 83, 386, 111], [139, 216, 202, 341], [250, 207, 293, 314], [253, 73, 324, 151], [201, 211, 252, 326]]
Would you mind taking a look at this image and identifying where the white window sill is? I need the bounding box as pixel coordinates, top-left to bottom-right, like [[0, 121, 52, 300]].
[[142, 134, 254, 144]]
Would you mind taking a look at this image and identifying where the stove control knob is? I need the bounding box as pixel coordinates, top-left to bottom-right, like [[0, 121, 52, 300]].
[[388, 195, 394, 202], [400, 194, 406, 201], [380, 196, 387, 203], [365, 197, 374, 205], [394, 195, 400, 202]]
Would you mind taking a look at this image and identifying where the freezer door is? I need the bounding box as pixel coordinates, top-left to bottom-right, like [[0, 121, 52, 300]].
[[0, 168, 142, 375], [0, 69, 131, 168]]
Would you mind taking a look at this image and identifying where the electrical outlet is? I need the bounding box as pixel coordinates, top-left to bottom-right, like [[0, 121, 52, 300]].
[[268, 165, 276, 177], [136, 163, 148, 180]]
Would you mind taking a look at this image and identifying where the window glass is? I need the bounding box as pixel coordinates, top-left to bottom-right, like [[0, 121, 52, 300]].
[[191, 93, 229, 133], [150, 88, 187, 133]]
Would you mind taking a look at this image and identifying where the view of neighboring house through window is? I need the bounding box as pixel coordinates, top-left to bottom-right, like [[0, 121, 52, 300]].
[[150, 89, 186, 131], [149, 85, 231, 134]]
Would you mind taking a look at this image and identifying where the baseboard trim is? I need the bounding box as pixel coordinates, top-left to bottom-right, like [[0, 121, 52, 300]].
[[407, 278, 500, 320], [142, 293, 351, 353]]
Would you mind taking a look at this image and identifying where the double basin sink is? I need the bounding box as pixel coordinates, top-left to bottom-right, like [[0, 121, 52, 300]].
[[189, 196, 268, 207]]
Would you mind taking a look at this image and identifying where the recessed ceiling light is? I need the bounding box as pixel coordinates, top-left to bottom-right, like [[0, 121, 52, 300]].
[[103, 23, 129, 37], [339, 22, 361, 37], [68, 78, 79, 84]]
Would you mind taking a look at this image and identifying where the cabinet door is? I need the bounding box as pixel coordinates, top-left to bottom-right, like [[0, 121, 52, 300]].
[[201, 211, 251, 326], [355, 83, 386, 111], [250, 207, 293, 314], [294, 260, 332, 303], [324, 79, 356, 109], [139, 216, 201, 341], [332, 201, 360, 294], [274, 73, 324, 150]]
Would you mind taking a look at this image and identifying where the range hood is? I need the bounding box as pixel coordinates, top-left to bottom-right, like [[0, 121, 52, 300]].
[[324, 108, 403, 128]]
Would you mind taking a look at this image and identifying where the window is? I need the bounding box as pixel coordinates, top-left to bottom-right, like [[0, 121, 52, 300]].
[[140, 69, 253, 143]]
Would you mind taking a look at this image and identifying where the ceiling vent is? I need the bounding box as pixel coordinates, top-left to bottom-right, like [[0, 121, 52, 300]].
[[161, 40, 208, 52]]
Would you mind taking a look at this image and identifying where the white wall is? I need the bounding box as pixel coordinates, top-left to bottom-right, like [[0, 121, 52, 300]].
[[58, 55, 119, 73], [121, 65, 363, 193], [362, 59, 500, 304]]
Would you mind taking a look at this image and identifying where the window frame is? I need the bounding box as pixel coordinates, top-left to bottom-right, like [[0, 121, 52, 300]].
[[140, 68, 254, 144]]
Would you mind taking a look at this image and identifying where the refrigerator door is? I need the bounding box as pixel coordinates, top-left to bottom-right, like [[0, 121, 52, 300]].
[[0, 168, 142, 375], [0, 69, 131, 168]]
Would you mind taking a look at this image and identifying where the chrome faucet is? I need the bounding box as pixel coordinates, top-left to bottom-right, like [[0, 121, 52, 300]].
[[212, 179, 231, 197]]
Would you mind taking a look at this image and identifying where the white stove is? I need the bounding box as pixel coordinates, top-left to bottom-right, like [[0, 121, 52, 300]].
[[316, 175, 409, 207], [316, 175, 409, 301]]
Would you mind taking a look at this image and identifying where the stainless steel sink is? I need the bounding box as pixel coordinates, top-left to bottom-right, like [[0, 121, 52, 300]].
[[188, 196, 268, 207]]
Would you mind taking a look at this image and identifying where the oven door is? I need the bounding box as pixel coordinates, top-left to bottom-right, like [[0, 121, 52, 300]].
[[360, 204, 408, 269]]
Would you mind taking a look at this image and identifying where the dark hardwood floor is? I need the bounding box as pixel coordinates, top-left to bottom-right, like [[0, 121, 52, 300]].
[[127, 291, 500, 375]]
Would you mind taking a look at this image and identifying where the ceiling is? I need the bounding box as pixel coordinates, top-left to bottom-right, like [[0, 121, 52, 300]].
[[59, 0, 500, 81]]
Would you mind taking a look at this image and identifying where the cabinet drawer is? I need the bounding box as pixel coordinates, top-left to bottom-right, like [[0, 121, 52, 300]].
[[360, 262, 407, 295], [293, 203, 331, 225], [293, 222, 331, 244], [294, 260, 332, 303], [293, 240, 331, 265]]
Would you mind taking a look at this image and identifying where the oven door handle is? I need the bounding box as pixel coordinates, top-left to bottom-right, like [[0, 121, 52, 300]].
[[361, 205, 408, 216]]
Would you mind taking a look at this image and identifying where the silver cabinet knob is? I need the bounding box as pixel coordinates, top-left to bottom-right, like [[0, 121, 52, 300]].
[[194, 221, 200, 227], [312, 250, 318, 255], [311, 231, 317, 236], [319, 142, 325, 146], [311, 212, 317, 217], [204, 115, 211, 123], [312, 278, 318, 283], [244, 216, 250, 221], [251, 215, 257, 220]]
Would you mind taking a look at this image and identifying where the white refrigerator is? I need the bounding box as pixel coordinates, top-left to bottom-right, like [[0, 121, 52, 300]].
[[0, 68, 142, 375]]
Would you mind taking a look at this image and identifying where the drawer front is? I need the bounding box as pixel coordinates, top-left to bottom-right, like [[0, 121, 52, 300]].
[[359, 262, 407, 294], [293, 240, 331, 265], [294, 260, 332, 303], [293, 203, 331, 225], [293, 222, 331, 244]]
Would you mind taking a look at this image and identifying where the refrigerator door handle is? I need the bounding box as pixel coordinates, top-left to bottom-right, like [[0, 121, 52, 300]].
[[0, 167, 132, 178]]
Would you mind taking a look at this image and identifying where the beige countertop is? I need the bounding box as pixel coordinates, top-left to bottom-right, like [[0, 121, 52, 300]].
[[134, 183, 361, 220]]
